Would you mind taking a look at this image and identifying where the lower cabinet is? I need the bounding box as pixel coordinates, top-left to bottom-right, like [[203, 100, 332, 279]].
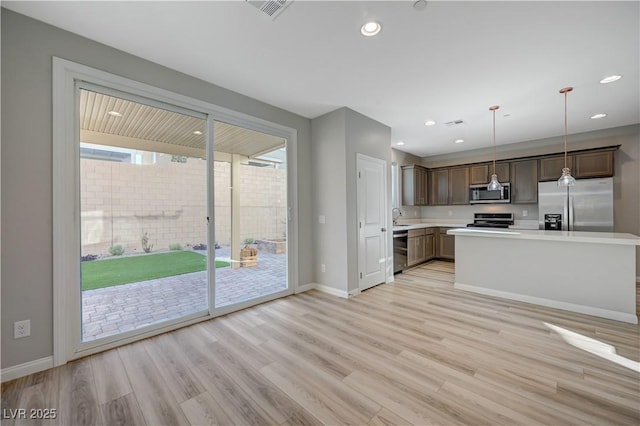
[[425, 228, 436, 260], [437, 228, 455, 260], [407, 228, 426, 267], [406, 227, 453, 269]]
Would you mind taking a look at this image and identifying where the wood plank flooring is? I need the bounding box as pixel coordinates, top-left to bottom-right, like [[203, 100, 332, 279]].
[[2, 261, 639, 425]]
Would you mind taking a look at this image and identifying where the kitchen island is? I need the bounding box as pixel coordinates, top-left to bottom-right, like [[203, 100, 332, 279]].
[[448, 228, 640, 324]]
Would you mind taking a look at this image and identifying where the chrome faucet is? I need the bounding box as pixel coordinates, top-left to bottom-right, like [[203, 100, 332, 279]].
[[392, 207, 403, 226]]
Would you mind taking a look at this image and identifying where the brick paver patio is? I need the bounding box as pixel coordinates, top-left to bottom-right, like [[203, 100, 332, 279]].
[[81, 247, 286, 341]]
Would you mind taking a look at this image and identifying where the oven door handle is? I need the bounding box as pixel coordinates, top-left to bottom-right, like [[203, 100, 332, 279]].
[[393, 233, 408, 238]]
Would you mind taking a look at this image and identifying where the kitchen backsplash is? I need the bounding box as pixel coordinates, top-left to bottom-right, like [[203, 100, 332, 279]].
[[417, 203, 538, 221]]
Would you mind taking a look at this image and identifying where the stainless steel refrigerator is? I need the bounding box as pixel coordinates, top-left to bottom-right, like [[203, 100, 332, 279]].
[[538, 177, 613, 231]]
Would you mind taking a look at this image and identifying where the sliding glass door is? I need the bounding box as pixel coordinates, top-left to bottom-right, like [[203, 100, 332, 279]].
[[53, 58, 297, 363], [211, 120, 288, 310], [78, 88, 210, 343]]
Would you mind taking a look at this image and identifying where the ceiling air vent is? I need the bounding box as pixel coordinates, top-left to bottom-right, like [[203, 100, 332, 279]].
[[444, 119, 465, 127], [246, 0, 292, 20]]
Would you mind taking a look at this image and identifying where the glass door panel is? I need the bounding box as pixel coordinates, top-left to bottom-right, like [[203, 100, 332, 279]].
[[212, 121, 288, 308], [79, 88, 209, 342]]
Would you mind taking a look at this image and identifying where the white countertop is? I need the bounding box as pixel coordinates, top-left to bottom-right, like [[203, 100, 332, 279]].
[[392, 223, 462, 231], [392, 219, 539, 233], [448, 228, 640, 246]]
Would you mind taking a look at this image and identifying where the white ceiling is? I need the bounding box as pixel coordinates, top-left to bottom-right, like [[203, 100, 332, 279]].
[[4, 1, 639, 157]]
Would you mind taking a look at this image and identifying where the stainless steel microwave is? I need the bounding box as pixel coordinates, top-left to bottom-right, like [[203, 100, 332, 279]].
[[469, 182, 511, 204]]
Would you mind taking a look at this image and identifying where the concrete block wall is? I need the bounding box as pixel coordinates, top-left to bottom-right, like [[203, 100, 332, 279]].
[[80, 158, 286, 256]]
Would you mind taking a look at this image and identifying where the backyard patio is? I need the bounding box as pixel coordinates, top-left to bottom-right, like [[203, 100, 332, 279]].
[[81, 247, 286, 341]]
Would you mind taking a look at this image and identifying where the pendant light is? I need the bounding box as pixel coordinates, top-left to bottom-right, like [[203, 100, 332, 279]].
[[487, 105, 502, 191], [557, 87, 576, 187]]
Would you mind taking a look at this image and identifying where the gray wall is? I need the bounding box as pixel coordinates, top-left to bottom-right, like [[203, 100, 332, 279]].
[[1, 9, 313, 369], [344, 109, 392, 292], [311, 108, 391, 293], [311, 109, 348, 291]]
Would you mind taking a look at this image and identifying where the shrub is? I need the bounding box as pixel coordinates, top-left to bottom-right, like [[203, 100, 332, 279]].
[[109, 245, 125, 256], [141, 232, 154, 253], [243, 238, 254, 245], [169, 243, 183, 251], [81, 254, 98, 262], [193, 243, 207, 250]]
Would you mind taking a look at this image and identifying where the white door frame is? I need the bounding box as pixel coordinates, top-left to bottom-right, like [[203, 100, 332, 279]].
[[52, 57, 299, 365], [356, 153, 388, 291]]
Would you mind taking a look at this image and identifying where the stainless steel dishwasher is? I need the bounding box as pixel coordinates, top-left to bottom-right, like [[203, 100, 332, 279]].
[[393, 230, 408, 273]]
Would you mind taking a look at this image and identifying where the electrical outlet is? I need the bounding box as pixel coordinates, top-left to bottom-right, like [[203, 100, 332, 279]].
[[14, 320, 30, 339], [522, 210, 528, 217], [321, 264, 326, 273]]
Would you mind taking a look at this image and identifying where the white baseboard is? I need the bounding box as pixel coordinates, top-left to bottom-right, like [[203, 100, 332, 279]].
[[1, 356, 54, 383], [313, 283, 350, 299], [295, 283, 316, 294], [455, 282, 638, 325]]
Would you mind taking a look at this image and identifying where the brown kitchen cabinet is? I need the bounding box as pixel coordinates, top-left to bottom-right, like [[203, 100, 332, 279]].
[[469, 163, 490, 184], [539, 155, 573, 181], [402, 165, 428, 206], [448, 167, 470, 205], [574, 150, 614, 178], [437, 227, 455, 260], [511, 159, 538, 204], [429, 169, 449, 205], [407, 228, 426, 266], [469, 162, 510, 184], [425, 228, 436, 260]]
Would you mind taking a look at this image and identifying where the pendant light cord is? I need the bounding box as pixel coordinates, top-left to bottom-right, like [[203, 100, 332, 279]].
[[559, 87, 573, 170], [492, 108, 497, 174], [564, 90, 568, 169]]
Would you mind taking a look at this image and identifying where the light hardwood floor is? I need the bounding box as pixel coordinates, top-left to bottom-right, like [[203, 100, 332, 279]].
[[2, 261, 639, 425]]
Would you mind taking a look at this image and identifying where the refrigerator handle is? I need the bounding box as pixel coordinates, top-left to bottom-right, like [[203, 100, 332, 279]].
[[568, 196, 574, 231], [563, 196, 569, 231]]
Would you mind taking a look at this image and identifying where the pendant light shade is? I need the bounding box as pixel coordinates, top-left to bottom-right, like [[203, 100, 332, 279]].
[[487, 105, 502, 191], [558, 87, 576, 187]]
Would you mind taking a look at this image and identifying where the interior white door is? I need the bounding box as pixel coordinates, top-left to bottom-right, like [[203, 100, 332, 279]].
[[357, 154, 387, 291]]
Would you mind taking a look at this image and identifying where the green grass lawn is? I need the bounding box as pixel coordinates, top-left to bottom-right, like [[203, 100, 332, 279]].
[[81, 251, 230, 291]]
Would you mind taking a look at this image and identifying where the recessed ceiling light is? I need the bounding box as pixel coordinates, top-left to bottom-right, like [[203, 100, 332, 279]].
[[590, 113, 607, 120], [600, 75, 622, 84], [361, 21, 382, 37], [413, 0, 428, 11], [193, 130, 203, 135], [107, 111, 122, 117], [396, 141, 405, 146], [424, 120, 436, 126], [455, 139, 464, 144]]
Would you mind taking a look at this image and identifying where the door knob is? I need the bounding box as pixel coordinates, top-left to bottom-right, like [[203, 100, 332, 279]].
[[381, 227, 387, 232]]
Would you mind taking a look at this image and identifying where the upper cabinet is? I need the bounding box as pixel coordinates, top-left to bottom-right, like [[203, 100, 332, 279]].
[[470, 162, 510, 184], [403, 146, 616, 207], [429, 169, 449, 205], [539, 150, 614, 181], [401, 165, 428, 206], [448, 167, 470, 205], [539, 155, 573, 181], [469, 163, 490, 184], [574, 150, 614, 178], [511, 159, 538, 204]]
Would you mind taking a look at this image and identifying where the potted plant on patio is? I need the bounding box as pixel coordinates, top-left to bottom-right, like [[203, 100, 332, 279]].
[[241, 239, 258, 267]]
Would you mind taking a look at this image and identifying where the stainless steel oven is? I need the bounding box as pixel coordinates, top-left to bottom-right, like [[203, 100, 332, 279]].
[[393, 231, 408, 273]]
